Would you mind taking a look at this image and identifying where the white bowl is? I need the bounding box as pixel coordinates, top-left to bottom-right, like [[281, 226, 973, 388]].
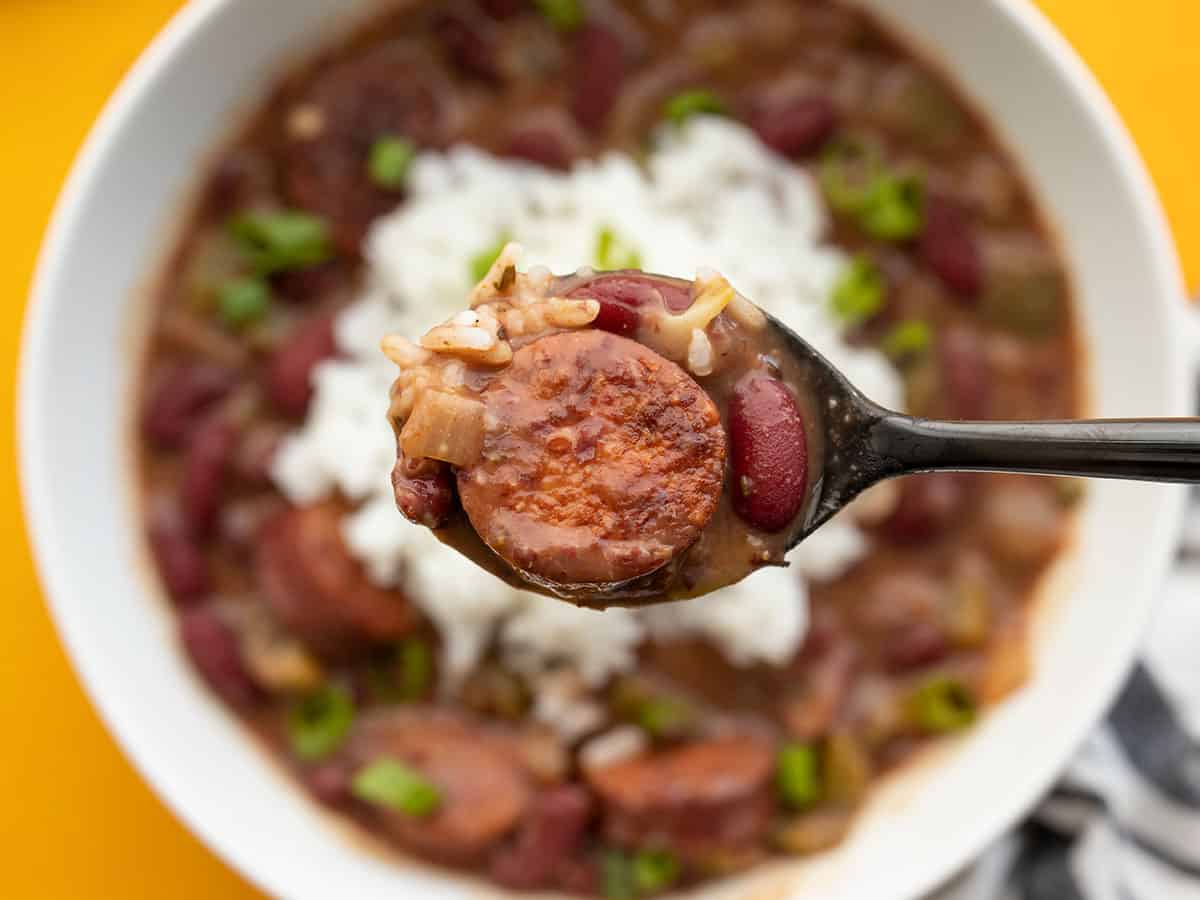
[[18, 1, 1192, 898]]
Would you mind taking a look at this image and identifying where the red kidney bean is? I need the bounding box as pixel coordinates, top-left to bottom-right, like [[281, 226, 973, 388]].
[[503, 127, 573, 171], [489, 786, 594, 890], [920, 198, 982, 299], [181, 416, 240, 537], [267, 312, 338, 419], [572, 25, 626, 134], [434, 4, 501, 82], [728, 373, 808, 533], [879, 474, 968, 542], [143, 363, 236, 449], [566, 273, 692, 338], [882, 621, 951, 673], [392, 455, 456, 528], [148, 508, 210, 604], [749, 95, 838, 159], [179, 606, 263, 708], [939, 323, 990, 419]]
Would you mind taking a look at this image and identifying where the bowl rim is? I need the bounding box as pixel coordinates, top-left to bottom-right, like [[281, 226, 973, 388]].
[[17, 0, 1191, 898]]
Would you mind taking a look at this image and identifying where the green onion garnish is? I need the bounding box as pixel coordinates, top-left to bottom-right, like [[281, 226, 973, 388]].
[[229, 210, 332, 274], [351, 758, 441, 817], [819, 136, 885, 216], [859, 173, 925, 241], [287, 684, 354, 760], [535, 0, 584, 31], [663, 89, 727, 126], [367, 135, 416, 190], [776, 742, 820, 810], [632, 849, 681, 895], [217, 277, 271, 328], [398, 637, 432, 701], [637, 696, 695, 740], [469, 233, 512, 283], [830, 256, 886, 326], [602, 850, 636, 900], [595, 226, 643, 271], [908, 675, 977, 734], [881, 319, 933, 362]]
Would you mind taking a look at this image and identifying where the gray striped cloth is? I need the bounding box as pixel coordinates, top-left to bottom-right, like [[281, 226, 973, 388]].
[[934, 500, 1200, 900]]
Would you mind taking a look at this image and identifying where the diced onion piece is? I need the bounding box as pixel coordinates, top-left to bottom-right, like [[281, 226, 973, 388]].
[[380, 334, 431, 368], [650, 273, 735, 361], [726, 292, 767, 330], [400, 390, 486, 467], [687, 328, 714, 376], [579, 725, 648, 773]]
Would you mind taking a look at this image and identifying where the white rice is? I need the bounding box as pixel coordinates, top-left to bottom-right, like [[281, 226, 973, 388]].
[[273, 117, 902, 690]]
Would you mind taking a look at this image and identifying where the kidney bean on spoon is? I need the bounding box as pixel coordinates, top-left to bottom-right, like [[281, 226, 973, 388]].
[[728, 373, 809, 532]]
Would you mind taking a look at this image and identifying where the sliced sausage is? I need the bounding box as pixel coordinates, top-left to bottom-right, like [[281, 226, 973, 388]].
[[457, 330, 726, 585], [281, 45, 452, 253], [586, 735, 774, 861], [255, 503, 420, 657], [345, 711, 531, 865], [266, 311, 338, 419]]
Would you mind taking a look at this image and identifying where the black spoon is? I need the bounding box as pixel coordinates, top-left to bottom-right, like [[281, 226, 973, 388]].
[[771, 309, 1200, 548]]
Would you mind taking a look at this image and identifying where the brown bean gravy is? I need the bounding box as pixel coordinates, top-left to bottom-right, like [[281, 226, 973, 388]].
[[386, 257, 825, 605], [138, 0, 1080, 894]]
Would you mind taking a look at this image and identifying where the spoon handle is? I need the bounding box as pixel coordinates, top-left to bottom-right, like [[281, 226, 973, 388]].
[[870, 416, 1200, 483]]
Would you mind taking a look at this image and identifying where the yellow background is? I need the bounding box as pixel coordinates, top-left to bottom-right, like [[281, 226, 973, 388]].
[[2, 2, 1198, 896]]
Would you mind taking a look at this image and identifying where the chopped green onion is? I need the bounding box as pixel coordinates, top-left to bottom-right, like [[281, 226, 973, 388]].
[[217, 277, 271, 328], [830, 256, 886, 327], [663, 89, 727, 126], [398, 637, 432, 700], [535, 0, 584, 31], [602, 850, 636, 900], [229, 210, 332, 274], [819, 136, 885, 216], [595, 226, 643, 271], [469, 233, 512, 283], [632, 850, 681, 895], [908, 675, 977, 734], [368, 135, 416, 190], [351, 758, 441, 817], [881, 319, 933, 362], [287, 684, 354, 760], [859, 173, 925, 241], [637, 696, 695, 740], [776, 742, 820, 810]]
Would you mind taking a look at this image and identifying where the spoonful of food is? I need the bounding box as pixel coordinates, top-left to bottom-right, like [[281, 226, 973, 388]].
[[383, 245, 1200, 608]]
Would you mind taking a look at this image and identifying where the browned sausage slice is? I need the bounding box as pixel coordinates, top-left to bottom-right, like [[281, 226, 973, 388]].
[[586, 735, 775, 860], [255, 503, 419, 657], [456, 330, 726, 586], [346, 711, 531, 865]]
